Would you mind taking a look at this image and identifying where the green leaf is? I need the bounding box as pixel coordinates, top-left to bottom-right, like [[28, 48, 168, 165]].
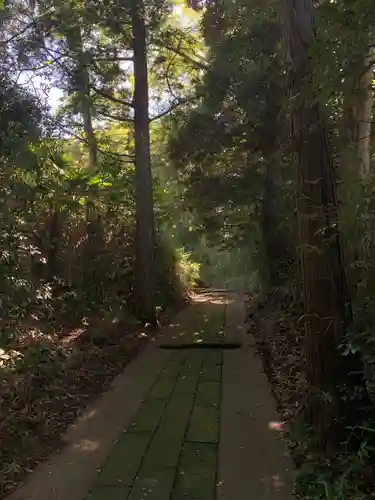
[[88, 176, 102, 186], [78, 196, 88, 206]]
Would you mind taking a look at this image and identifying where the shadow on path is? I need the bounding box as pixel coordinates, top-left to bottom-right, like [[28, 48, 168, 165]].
[[6, 290, 294, 500]]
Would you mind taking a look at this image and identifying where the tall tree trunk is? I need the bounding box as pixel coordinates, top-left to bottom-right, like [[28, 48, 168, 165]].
[[355, 50, 373, 178], [66, 22, 104, 304], [261, 156, 284, 287], [281, 0, 370, 450], [70, 25, 98, 171], [47, 207, 61, 282], [132, 0, 156, 324]]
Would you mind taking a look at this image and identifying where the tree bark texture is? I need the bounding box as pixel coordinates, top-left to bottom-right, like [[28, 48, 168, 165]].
[[355, 50, 373, 178], [132, 0, 156, 324], [261, 156, 286, 287], [68, 24, 99, 171], [281, 0, 370, 448]]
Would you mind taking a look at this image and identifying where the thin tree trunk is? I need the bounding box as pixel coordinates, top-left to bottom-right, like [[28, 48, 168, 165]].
[[356, 50, 373, 178], [71, 26, 98, 171], [47, 207, 61, 282], [66, 22, 105, 304], [132, 0, 156, 324], [281, 0, 371, 450]]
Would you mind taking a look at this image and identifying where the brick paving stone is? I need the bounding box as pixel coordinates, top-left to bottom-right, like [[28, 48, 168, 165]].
[[186, 406, 220, 443], [200, 363, 222, 382], [162, 393, 195, 423], [95, 432, 150, 488], [196, 381, 221, 408], [179, 442, 217, 477], [175, 372, 200, 393], [127, 467, 176, 500], [87, 486, 129, 500], [148, 378, 175, 400], [172, 471, 216, 500], [142, 394, 194, 468], [203, 351, 223, 366], [159, 357, 185, 378], [129, 399, 167, 433]]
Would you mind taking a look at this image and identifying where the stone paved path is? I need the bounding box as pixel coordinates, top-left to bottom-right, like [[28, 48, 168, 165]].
[[88, 349, 222, 500], [87, 293, 227, 500], [7, 291, 293, 500]]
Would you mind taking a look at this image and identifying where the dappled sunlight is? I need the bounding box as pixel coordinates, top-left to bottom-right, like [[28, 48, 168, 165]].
[[259, 474, 287, 492], [272, 474, 285, 490], [190, 290, 230, 304], [78, 409, 97, 423], [73, 439, 100, 453], [211, 297, 232, 305], [62, 327, 87, 346], [268, 421, 284, 432], [0, 347, 23, 368]]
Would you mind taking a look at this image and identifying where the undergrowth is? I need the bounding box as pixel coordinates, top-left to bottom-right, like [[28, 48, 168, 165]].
[[248, 288, 375, 500]]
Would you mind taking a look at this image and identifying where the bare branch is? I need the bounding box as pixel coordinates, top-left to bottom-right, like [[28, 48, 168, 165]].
[[98, 110, 134, 123], [149, 44, 200, 122], [153, 40, 208, 71], [48, 117, 135, 163], [149, 97, 196, 122], [92, 86, 134, 108], [18, 55, 65, 71], [0, 20, 36, 46], [94, 56, 134, 62]]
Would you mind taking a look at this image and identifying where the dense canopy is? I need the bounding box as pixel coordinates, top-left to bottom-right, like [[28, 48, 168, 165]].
[[1, 0, 375, 498]]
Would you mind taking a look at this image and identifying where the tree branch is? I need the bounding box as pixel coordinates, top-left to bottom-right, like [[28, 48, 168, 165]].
[[18, 55, 65, 71], [0, 20, 36, 46], [48, 117, 135, 163], [153, 40, 208, 71], [91, 86, 134, 108], [94, 56, 134, 62], [149, 97, 195, 122], [98, 110, 134, 123]]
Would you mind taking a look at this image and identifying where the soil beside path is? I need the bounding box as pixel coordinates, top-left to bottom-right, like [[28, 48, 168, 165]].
[[6, 291, 294, 500]]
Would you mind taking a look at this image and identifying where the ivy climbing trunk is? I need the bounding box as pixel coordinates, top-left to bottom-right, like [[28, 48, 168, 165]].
[[282, 0, 371, 450], [132, 0, 156, 325]]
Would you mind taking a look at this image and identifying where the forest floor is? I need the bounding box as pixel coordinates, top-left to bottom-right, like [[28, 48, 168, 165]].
[[0, 301, 184, 499], [247, 291, 308, 481], [4, 291, 294, 500]]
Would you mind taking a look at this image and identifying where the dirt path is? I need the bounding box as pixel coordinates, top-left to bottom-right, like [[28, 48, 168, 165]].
[[6, 291, 293, 500]]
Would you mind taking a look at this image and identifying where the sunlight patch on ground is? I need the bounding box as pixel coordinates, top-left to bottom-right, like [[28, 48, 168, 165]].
[[62, 328, 87, 346], [190, 291, 230, 305], [73, 439, 100, 453], [79, 410, 97, 423], [0, 348, 23, 368], [268, 421, 284, 432], [272, 474, 285, 490], [260, 474, 286, 491]]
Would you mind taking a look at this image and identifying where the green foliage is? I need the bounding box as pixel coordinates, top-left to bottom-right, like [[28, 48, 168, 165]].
[[164, 0, 296, 291], [154, 242, 200, 307], [298, 437, 375, 500], [174, 247, 200, 289], [3, 0, 375, 497]]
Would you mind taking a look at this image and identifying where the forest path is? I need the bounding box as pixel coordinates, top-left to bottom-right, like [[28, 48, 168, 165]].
[[7, 291, 293, 500]]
